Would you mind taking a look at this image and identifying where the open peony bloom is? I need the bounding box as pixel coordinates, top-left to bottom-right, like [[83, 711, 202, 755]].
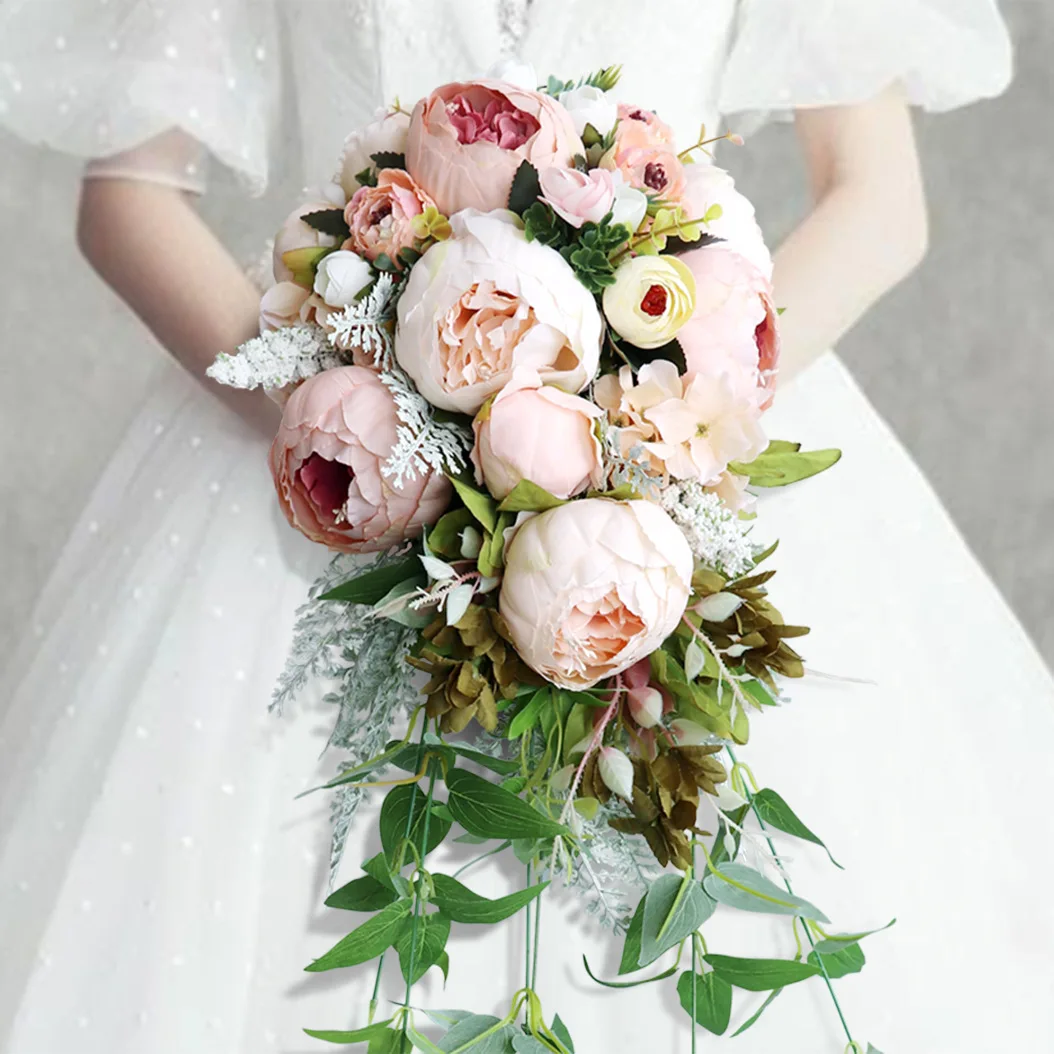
[[471, 367, 604, 500], [405, 79, 582, 215], [344, 168, 436, 267], [269, 366, 450, 553], [499, 499, 693, 689], [601, 115, 686, 201], [596, 360, 766, 484], [395, 210, 602, 414], [680, 162, 772, 279], [336, 109, 411, 199], [259, 281, 324, 332], [677, 245, 781, 410], [616, 102, 676, 148]]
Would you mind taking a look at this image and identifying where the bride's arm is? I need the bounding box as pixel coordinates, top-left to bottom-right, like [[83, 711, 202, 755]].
[[771, 84, 929, 381], [76, 150, 279, 437]]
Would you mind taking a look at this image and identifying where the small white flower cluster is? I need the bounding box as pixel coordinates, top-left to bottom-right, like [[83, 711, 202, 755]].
[[326, 273, 399, 369], [658, 479, 755, 578], [379, 367, 470, 487], [207, 323, 341, 391]]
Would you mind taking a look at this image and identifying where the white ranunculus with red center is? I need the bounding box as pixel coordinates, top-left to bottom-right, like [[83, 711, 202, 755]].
[[395, 210, 602, 414], [471, 368, 604, 500], [499, 499, 693, 690], [603, 255, 697, 350]]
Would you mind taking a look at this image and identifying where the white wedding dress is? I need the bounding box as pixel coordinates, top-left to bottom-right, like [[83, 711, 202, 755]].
[[2, 2, 1049, 1052]]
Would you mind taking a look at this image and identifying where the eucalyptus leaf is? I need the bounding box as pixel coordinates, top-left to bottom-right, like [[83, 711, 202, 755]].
[[303, 1020, 395, 1045], [406, 1024, 447, 1054], [751, 788, 843, 868], [380, 782, 452, 869], [325, 874, 397, 912], [807, 941, 865, 980], [703, 954, 821, 991], [321, 556, 423, 604], [676, 970, 733, 1035], [306, 899, 413, 972], [448, 476, 499, 535], [438, 1014, 516, 1053], [511, 1037, 552, 1054], [497, 480, 567, 513], [432, 873, 548, 924], [395, 911, 451, 985], [812, 918, 897, 955], [424, 1010, 476, 1029], [703, 863, 830, 923], [444, 769, 567, 840], [640, 875, 716, 966]]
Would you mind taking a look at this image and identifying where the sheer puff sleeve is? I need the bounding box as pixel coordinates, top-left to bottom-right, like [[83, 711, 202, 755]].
[[719, 0, 1013, 124], [0, 0, 280, 193]]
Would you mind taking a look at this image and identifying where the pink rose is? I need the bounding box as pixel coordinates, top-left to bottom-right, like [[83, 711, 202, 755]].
[[405, 79, 583, 215], [678, 246, 781, 410], [343, 168, 436, 267], [471, 368, 604, 500], [272, 200, 341, 284], [499, 499, 693, 690], [269, 367, 451, 553], [259, 281, 325, 332], [538, 166, 616, 228], [617, 103, 676, 148]]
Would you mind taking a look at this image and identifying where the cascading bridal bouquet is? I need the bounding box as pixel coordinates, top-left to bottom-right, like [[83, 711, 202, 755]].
[[210, 64, 888, 1053]]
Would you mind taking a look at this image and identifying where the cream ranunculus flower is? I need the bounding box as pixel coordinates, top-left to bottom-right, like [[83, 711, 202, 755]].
[[603, 255, 696, 350], [395, 210, 603, 414], [499, 499, 693, 690]]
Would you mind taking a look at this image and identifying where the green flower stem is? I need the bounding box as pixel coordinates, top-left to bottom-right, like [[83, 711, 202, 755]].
[[451, 839, 513, 880], [530, 880, 543, 996], [525, 863, 534, 1007], [690, 844, 699, 1054], [367, 951, 385, 1024], [725, 745, 856, 1047]]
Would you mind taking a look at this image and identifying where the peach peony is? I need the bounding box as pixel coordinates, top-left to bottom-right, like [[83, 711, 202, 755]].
[[405, 79, 582, 215], [600, 134, 687, 202], [269, 366, 450, 553], [677, 245, 781, 410], [616, 103, 676, 148], [395, 210, 602, 414], [343, 168, 436, 267], [499, 499, 693, 690], [471, 368, 604, 500]]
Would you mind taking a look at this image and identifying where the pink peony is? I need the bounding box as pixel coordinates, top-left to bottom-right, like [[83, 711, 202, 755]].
[[616, 103, 676, 148], [601, 133, 687, 202], [405, 79, 582, 215], [499, 499, 693, 690], [343, 168, 436, 267], [677, 245, 781, 410], [258, 281, 325, 332], [269, 367, 450, 553], [471, 368, 604, 500], [539, 166, 616, 228]]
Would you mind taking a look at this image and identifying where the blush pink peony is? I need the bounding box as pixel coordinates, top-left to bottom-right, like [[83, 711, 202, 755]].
[[269, 366, 450, 553], [343, 168, 436, 267], [539, 166, 616, 228], [471, 368, 604, 500], [405, 79, 582, 215], [499, 499, 693, 690], [677, 245, 781, 409], [259, 281, 325, 332], [600, 133, 687, 202], [616, 103, 676, 148]]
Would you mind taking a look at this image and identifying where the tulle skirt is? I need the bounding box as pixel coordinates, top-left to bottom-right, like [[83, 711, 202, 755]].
[[3, 354, 1053, 1053]]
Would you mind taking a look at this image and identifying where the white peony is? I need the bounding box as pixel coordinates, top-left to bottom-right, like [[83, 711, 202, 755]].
[[313, 250, 373, 307], [395, 209, 603, 414], [336, 109, 411, 199], [558, 84, 619, 138]]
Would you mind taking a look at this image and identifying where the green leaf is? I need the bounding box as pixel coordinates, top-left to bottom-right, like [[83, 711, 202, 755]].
[[325, 874, 398, 912], [507, 687, 548, 740], [282, 244, 336, 288], [751, 788, 843, 868], [301, 207, 352, 239], [304, 1020, 396, 1045], [448, 475, 499, 535], [395, 910, 451, 985], [424, 1010, 477, 1030], [808, 941, 865, 980], [477, 511, 512, 579], [438, 1014, 516, 1053], [370, 1030, 414, 1054], [431, 873, 549, 924], [373, 252, 398, 273], [371, 150, 406, 170], [677, 970, 733, 1035], [496, 480, 568, 513], [703, 863, 830, 923], [709, 804, 750, 869], [522, 201, 571, 248], [640, 875, 716, 966], [361, 852, 399, 893], [813, 918, 897, 955], [428, 508, 477, 560], [728, 444, 842, 488], [380, 782, 452, 869], [511, 1037, 551, 1054], [444, 769, 568, 841], [355, 166, 379, 188], [444, 741, 519, 776], [867, 1046, 886, 1053], [322, 556, 422, 604], [306, 899, 413, 972], [551, 1015, 574, 1053], [406, 1024, 447, 1054], [618, 896, 646, 974], [730, 989, 782, 1036], [507, 160, 542, 215], [703, 954, 822, 992]]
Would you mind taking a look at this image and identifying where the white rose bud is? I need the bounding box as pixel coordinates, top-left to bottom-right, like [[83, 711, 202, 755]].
[[598, 747, 635, 801], [603, 255, 697, 350], [313, 250, 373, 308], [486, 57, 540, 91], [558, 85, 618, 139], [610, 177, 648, 234]]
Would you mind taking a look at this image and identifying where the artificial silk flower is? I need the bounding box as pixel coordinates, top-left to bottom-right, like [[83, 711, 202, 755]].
[[603, 255, 697, 350], [312, 250, 373, 307]]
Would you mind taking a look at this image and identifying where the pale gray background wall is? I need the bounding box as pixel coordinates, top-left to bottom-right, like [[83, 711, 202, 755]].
[[1, 0, 1052, 669]]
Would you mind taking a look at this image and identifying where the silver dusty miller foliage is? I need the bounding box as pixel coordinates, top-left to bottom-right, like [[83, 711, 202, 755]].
[[208, 323, 342, 391], [326, 273, 399, 369]]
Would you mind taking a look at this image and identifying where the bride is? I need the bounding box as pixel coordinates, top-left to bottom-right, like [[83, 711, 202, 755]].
[[3, 1, 1049, 1051]]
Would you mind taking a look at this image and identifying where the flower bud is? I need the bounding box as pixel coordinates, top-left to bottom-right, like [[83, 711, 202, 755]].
[[313, 250, 373, 307], [626, 685, 664, 729], [598, 747, 635, 801]]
